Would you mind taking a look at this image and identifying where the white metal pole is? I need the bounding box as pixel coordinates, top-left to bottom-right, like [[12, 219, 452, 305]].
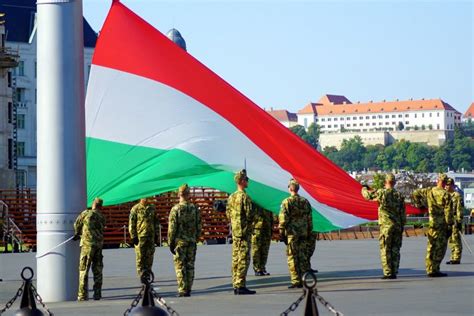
[[36, 0, 86, 302]]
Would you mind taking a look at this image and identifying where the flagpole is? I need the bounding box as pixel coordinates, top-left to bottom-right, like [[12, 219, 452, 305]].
[[36, 0, 86, 302]]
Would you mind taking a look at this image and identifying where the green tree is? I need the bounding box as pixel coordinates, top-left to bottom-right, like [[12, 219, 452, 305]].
[[289, 124, 319, 149], [338, 136, 366, 171]]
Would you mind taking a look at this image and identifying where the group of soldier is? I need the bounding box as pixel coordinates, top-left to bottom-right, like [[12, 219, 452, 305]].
[[72, 170, 464, 301], [362, 173, 464, 280]]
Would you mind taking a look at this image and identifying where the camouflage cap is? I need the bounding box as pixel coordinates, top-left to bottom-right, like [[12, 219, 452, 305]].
[[234, 169, 249, 183], [385, 173, 395, 182], [178, 183, 190, 195], [438, 173, 448, 183], [288, 178, 300, 191], [446, 178, 454, 186]]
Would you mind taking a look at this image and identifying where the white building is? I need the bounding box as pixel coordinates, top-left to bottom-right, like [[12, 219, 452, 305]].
[[2, 0, 97, 188], [0, 16, 19, 189], [297, 94, 462, 133]]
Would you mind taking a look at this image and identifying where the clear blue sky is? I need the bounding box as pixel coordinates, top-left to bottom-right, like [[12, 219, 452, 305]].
[[83, 0, 473, 114]]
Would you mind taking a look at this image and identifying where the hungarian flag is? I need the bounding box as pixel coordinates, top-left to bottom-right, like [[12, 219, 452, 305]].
[[86, 1, 418, 232]]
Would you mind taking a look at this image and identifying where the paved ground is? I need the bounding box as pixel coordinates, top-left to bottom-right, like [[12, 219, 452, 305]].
[[1, 235, 473, 316]]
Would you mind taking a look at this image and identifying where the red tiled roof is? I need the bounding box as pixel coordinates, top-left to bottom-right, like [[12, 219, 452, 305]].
[[464, 102, 474, 118], [297, 103, 320, 114], [267, 109, 297, 122], [298, 97, 460, 116]]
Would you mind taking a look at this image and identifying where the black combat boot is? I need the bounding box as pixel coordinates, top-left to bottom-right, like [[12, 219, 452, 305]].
[[234, 287, 256, 295], [428, 272, 448, 277]]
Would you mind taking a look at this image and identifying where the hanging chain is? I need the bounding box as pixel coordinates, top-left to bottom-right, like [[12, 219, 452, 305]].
[[314, 293, 344, 316], [31, 284, 54, 316], [151, 287, 180, 316], [0, 284, 24, 314], [280, 292, 306, 316], [123, 287, 144, 316]]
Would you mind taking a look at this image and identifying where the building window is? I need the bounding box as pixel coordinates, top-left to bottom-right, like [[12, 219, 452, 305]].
[[398, 114, 402, 118], [429, 113, 432, 117], [359, 117, 363, 120], [372, 115, 376, 119], [334, 118, 338, 121], [378, 115, 382, 119], [372, 122, 376, 126], [392, 115, 396, 118], [366, 123, 370, 126], [365, 116, 370, 119], [17, 114, 25, 129], [437, 124, 440, 129], [414, 114, 417, 118], [321, 125, 325, 129], [353, 117, 357, 120], [405, 121, 409, 125], [359, 123, 363, 126], [15, 88, 25, 103], [16, 170, 27, 187], [328, 125, 332, 128], [422, 113, 424, 118], [321, 118, 325, 122], [34, 61, 37, 78], [8, 102, 13, 123], [15, 60, 25, 76], [334, 124, 338, 127], [405, 114, 409, 117], [385, 122, 389, 125], [17, 142, 25, 157], [328, 118, 332, 121], [347, 117, 351, 121], [379, 122, 382, 125], [385, 115, 389, 118], [392, 122, 396, 125], [304, 118, 308, 128]]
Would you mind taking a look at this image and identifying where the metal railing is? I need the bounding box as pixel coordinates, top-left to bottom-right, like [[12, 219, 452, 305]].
[[1, 200, 24, 252]]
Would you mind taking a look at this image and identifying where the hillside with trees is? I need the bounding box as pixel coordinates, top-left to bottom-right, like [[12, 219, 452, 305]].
[[290, 122, 474, 173]]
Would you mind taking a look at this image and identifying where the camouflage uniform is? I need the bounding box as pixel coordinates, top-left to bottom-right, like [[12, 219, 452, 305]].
[[279, 193, 312, 286], [74, 208, 106, 300], [227, 189, 255, 289], [306, 231, 317, 270], [251, 205, 273, 274], [129, 201, 160, 276], [413, 186, 453, 275], [362, 186, 406, 277], [168, 199, 202, 295], [448, 190, 463, 262]]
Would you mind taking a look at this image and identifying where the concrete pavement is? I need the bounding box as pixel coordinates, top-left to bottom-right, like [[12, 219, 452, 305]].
[[1, 235, 473, 315]]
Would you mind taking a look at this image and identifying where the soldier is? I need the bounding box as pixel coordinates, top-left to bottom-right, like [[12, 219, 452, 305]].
[[129, 197, 160, 277], [252, 205, 273, 276], [412, 174, 453, 277], [226, 169, 256, 295], [279, 179, 312, 288], [168, 184, 202, 297], [362, 173, 406, 279], [445, 178, 463, 264], [73, 197, 106, 301]]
